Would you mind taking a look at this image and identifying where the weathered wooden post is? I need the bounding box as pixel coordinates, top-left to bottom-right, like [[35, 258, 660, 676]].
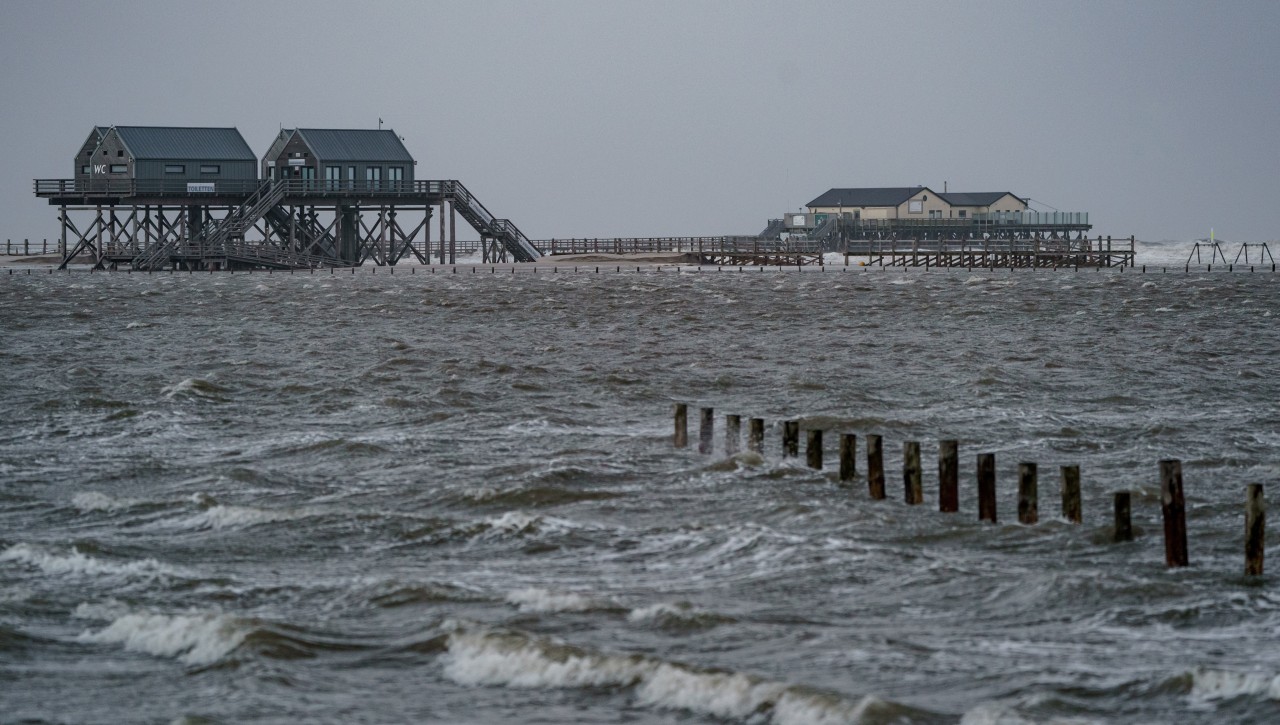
[[938, 440, 959, 512], [748, 418, 764, 454], [698, 408, 715, 454], [1113, 491, 1133, 542], [839, 433, 857, 483], [1159, 459, 1189, 567], [977, 453, 997, 522], [1246, 483, 1265, 576], [903, 441, 923, 505], [782, 420, 799, 458], [806, 430, 823, 470], [1018, 462, 1038, 524], [1061, 465, 1082, 523], [867, 434, 885, 499], [724, 415, 741, 455], [673, 404, 688, 448]]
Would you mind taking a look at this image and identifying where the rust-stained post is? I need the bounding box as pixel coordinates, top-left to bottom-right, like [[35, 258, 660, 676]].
[[903, 441, 922, 505], [782, 420, 799, 458], [699, 407, 715, 454], [938, 440, 959, 512], [839, 433, 857, 483], [1018, 462, 1038, 524], [673, 404, 688, 448], [806, 430, 823, 470], [1114, 491, 1133, 542], [1061, 465, 1082, 523], [1246, 483, 1265, 576], [1159, 459, 1189, 567], [977, 453, 997, 522], [867, 434, 885, 499], [724, 415, 741, 455], [748, 418, 764, 454]]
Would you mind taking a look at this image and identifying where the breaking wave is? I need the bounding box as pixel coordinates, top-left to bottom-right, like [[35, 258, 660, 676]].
[[0, 544, 181, 580], [77, 611, 250, 666]]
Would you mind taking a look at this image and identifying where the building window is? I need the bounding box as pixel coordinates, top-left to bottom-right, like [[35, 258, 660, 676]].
[[908, 200, 924, 214], [164, 164, 185, 174], [117, 150, 124, 157], [200, 165, 220, 174], [388, 167, 404, 182], [347, 166, 356, 181], [109, 164, 127, 174], [958, 210, 967, 218], [81, 165, 90, 175]]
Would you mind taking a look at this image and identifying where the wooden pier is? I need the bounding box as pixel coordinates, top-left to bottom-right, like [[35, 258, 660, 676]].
[[844, 236, 1136, 268], [539, 237, 825, 266]]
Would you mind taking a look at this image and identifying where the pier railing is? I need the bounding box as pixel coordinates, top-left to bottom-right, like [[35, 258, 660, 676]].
[[539, 237, 822, 256]]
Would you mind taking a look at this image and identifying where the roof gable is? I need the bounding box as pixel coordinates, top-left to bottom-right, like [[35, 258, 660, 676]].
[[940, 191, 1024, 207], [111, 126, 255, 161], [294, 129, 414, 163], [806, 187, 936, 208]]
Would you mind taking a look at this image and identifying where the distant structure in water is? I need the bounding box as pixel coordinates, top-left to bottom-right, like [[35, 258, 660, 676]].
[[760, 186, 1093, 242], [36, 125, 540, 271]]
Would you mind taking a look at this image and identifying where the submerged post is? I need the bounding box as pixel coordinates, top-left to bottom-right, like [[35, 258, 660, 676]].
[[1159, 459, 1189, 567], [938, 440, 959, 512], [1018, 462, 1038, 524], [806, 430, 823, 470], [1246, 483, 1265, 576], [867, 434, 885, 499], [748, 418, 765, 454], [903, 441, 923, 505], [839, 433, 857, 484], [977, 453, 997, 522], [725, 414, 741, 455], [1113, 491, 1133, 542], [782, 420, 799, 458], [1061, 465, 1082, 523], [699, 407, 715, 454], [674, 404, 688, 448]]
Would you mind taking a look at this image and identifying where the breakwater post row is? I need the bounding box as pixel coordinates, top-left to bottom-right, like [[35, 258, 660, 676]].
[[673, 404, 1266, 576]]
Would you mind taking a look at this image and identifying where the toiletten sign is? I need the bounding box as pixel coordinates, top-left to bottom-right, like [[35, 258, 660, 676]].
[[187, 183, 215, 193]]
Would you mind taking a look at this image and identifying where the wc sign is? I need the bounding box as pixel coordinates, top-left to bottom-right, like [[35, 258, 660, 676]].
[[92, 165, 106, 174]]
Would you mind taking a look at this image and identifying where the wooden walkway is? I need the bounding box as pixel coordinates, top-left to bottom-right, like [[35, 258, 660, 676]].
[[538, 237, 824, 266], [846, 237, 1136, 268]]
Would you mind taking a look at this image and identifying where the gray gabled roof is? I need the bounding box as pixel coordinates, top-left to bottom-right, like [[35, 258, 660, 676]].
[[112, 126, 255, 161], [940, 191, 1024, 206], [294, 129, 414, 163], [806, 187, 932, 208]]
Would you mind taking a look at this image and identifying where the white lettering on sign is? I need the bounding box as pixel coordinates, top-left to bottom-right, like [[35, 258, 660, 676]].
[[187, 183, 215, 193], [93, 165, 106, 174], [287, 158, 306, 166]]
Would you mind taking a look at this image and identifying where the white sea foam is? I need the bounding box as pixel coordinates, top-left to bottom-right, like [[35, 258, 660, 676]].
[[1188, 666, 1280, 701], [174, 504, 305, 531], [78, 611, 248, 665], [0, 544, 179, 580], [505, 587, 615, 613], [72, 491, 138, 512], [443, 624, 883, 723]]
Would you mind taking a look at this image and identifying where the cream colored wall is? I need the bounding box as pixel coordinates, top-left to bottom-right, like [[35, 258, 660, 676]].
[[895, 188, 950, 218], [806, 205, 895, 219]]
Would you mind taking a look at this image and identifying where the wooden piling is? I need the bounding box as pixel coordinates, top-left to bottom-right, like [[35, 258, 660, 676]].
[[782, 420, 799, 458], [673, 404, 688, 448], [699, 407, 715, 454], [867, 434, 886, 499], [938, 440, 959, 512], [977, 453, 997, 522], [1159, 459, 1189, 567], [903, 441, 923, 505], [1113, 491, 1133, 542], [1059, 465, 1082, 523], [806, 430, 823, 470], [748, 418, 764, 454], [724, 414, 741, 455], [1017, 462, 1038, 524], [838, 433, 857, 483], [1245, 483, 1265, 576]]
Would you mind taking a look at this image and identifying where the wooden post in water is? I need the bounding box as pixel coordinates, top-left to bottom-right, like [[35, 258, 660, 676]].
[[1245, 484, 1265, 576], [782, 420, 799, 458], [724, 415, 741, 455], [1113, 491, 1133, 542], [1159, 459, 1189, 567], [938, 440, 959, 512], [1018, 463, 1038, 524], [903, 441, 923, 505], [1061, 465, 1082, 523], [748, 418, 764, 454], [867, 434, 886, 499], [673, 404, 688, 448], [699, 407, 715, 454], [806, 430, 823, 470], [977, 453, 997, 522], [839, 434, 857, 483]]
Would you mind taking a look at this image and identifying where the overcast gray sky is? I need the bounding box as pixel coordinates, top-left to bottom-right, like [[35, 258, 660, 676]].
[[2, 0, 1277, 243]]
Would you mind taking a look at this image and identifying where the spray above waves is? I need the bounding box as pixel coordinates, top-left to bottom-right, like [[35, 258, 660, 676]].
[[0, 543, 184, 581]]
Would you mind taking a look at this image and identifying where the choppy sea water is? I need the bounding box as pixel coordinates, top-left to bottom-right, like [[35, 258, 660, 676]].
[[1, 261, 1278, 724]]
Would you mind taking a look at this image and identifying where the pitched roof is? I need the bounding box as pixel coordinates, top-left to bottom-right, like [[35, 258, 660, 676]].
[[940, 191, 1024, 206], [112, 126, 255, 161], [294, 129, 414, 162], [806, 187, 932, 208]]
